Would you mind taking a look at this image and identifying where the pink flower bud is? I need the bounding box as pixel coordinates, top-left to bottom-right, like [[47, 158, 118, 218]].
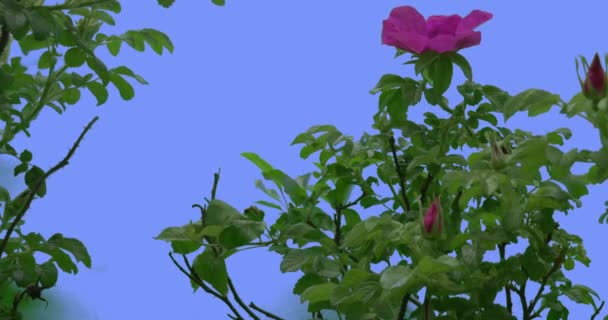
[[423, 197, 443, 237], [583, 53, 606, 101]]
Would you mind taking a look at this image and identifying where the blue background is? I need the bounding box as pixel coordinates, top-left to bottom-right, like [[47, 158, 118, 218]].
[[2, 1, 607, 319]]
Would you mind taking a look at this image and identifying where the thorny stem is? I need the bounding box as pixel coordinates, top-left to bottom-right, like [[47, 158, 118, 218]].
[[0, 116, 99, 259], [389, 135, 411, 211], [498, 243, 513, 314]]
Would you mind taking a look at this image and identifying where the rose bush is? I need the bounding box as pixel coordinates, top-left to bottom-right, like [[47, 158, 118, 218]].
[[157, 5, 608, 320]]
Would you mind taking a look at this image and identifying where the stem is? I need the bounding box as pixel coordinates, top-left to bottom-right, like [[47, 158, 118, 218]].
[[0, 24, 10, 65], [498, 243, 513, 314], [397, 294, 409, 320], [168, 253, 245, 320], [389, 135, 410, 211], [248, 303, 285, 320], [527, 247, 567, 318], [0, 116, 99, 259], [226, 278, 259, 320]]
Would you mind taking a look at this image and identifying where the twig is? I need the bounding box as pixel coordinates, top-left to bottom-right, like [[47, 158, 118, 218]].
[[389, 135, 410, 211], [249, 302, 285, 320], [591, 301, 605, 320], [0, 116, 99, 259], [527, 247, 567, 317], [227, 278, 259, 320], [397, 294, 409, 319], [498, 243, 513, 314], [167, 253, 244, 319]]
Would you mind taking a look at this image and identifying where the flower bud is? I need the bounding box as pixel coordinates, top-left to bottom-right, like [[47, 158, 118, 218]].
[[244, 205, 264, 221], [490, 140, 508, 170], [582, 53, 606, 101], [422, 197, 443, 238]]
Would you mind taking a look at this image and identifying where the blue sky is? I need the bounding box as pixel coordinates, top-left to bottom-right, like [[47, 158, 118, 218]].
[[2, 1, 608, 319]]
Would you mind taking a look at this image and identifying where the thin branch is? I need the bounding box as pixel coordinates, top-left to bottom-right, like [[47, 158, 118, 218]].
[[389, 135, 410, 211], [498, 243, 513, 314], [249, 302, 285, 320], [0, 24, 10, 63], [397, 294, 409, 320], [591, 301, 605, 320], [527, 247, 567, 317], [168, 253, 245, 320], [0, 116, 99, 259], [226, 278, 259, 320]]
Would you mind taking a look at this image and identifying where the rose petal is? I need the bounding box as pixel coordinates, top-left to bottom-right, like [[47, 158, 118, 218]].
[[386, 6, 426, 35], [454, 31, 482, 50], [426, 14, 461, 38], [426, 34, 458, 53], [457, 10, 493, 32]]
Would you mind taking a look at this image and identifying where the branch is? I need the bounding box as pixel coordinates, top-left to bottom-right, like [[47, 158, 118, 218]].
[[527, 247, 567, 317], [389, 135, 410, 211], [591, 301, 605, 320], [0, 24, 10, 64], [249, 302, 285, 320], [397, 294, 409, 320], [498, 243, 513, 314], [226, 277, 259, 320], [0, 116, 99, 259], [168, 253, 245, 319]]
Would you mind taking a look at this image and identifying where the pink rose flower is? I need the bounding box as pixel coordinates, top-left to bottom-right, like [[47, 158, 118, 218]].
[[382, 6, 493, 54], [583, 53, 607, 101], [423, 197, 443, 236]]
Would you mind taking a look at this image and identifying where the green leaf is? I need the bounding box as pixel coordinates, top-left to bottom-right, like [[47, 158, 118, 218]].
[[281, 249, 316, 273], [218, 220, 265, 249], [448, 52, 473, 80], [109, 73, 134, 100], [24, 165, 46, 197], [501, 89, 561, 121], [158, 0, 176, 8], [86, 81, 109, 106], [36, 260, 59, 288], [192, 249, 228, 296], [262, 169, 308, 206], [212, 0, 226, 5], [416, 255, 460, 276], [425, 55, 453, 95], [254, 200, 282, 210], [379, 265, 422, 295], [62, 87, 81, 105], [25, 9, 53, 41], [19, 149, 32, 163], [155, 226, 190, 242], [49, 234, 92, 268], [370, 74, 404, 94], [293, 274, 327, 295], [241, 152, 274, 172], [64, 47, 87, 67], [205, 199, 241, 226], [563, 284, 598, 305], [300, 282, 337, 304], [13, 162, 28, 177], [37, 50, 53, 69], [107, 38, 122, 56], [87, 56, 109, 84], [0, 186, 10, 203], [111, 66, 148, 84]]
